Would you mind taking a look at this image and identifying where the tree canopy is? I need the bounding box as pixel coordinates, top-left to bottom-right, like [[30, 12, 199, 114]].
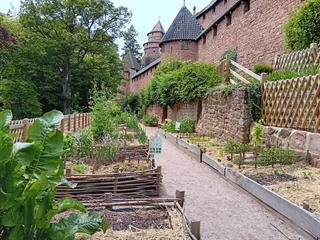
[[121, 25, 142, 64], [0, 0, 132, 118]]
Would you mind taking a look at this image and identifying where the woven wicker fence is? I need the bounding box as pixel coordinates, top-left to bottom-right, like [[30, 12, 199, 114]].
[[10, 113, 91, 142], [274, 43, 320, 71], [262, 75, 320, 133]]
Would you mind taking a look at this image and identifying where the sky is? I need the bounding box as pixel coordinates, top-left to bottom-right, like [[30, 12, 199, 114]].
[[0, 0, 209, 51]]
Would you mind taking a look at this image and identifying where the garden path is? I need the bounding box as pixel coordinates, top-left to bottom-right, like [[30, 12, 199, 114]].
[[145, 127, 313, 240]]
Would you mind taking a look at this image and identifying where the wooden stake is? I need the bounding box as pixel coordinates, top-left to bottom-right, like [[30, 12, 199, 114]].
[[190, 221, 201, 240], [176, 190, 185, 208]]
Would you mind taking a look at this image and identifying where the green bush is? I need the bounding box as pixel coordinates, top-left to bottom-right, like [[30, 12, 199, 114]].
[[143, 115, 158, 127], [253, 62, 273, 74], [163, 121, 176, 133], [72, 163, 88, 174], [63, 133, 77, 157], [258, 146, 297, 167], [0, 110, 105, 239], [119, 93, 140, 112], [220, 48, 238, 62], [77, 128, 93, 157], [284, 0, 320, 50], [267, 66, 319, 81], [180, 118, 194, 133]]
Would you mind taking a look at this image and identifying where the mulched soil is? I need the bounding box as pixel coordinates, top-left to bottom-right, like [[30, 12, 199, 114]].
[[102, 207, 170, 231], [245, 172, 298, 185]]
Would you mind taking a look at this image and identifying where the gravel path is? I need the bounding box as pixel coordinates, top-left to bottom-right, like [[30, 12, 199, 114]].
[[146, 127, 313, 240]]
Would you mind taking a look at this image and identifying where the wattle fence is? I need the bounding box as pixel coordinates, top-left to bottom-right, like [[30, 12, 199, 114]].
[[10, 113, 91, 142]]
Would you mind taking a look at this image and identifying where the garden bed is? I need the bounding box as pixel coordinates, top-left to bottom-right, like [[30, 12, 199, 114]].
[[175, 133, 320, 219]]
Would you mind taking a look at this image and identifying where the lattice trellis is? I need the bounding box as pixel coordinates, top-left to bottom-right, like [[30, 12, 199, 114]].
[[274, 43, 319, 71], [262, 75, 320, 133]]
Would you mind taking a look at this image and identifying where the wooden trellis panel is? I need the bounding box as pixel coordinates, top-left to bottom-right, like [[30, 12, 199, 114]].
[[262, 75, 320, 133], [274, 43, 319, 71]]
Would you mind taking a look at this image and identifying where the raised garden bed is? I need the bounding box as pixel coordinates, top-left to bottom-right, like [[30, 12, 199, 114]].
[[74, 192, 200, 240]]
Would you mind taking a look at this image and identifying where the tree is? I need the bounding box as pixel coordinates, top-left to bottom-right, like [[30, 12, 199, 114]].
[[19, 0, 131, 113], [121, 25, 142, 63], [284, 0, 320, 50]]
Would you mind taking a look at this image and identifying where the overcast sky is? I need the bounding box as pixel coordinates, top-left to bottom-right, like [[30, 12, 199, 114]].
[[0, 0, 209, 52]]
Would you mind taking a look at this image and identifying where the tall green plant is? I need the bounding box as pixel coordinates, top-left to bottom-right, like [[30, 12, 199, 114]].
[[0, 110, 106, 239]]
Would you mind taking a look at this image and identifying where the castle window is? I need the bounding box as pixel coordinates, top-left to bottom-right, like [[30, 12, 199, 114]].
[[224, 0, 227, 4], [181, 41, 189, 50], [171, 46, 173, 54], [203, 35, 207, 45], [213, 25, 218, 37], [212, 6, 215, 15], [226, 13, 232, 26], [203, 14, 206, 21], [243, 0, 250, 13]]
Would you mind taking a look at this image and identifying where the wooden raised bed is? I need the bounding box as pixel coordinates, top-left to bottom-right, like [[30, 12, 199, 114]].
[[57, 166, 162, 199]]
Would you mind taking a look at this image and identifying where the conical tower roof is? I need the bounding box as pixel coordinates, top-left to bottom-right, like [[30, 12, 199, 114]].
[[160, 6, 203, 44], [123, 51, 140, 71], [150, 20, 165, 34]]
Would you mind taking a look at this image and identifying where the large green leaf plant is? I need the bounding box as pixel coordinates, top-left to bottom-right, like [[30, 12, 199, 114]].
[[0, 110, 106, 239]]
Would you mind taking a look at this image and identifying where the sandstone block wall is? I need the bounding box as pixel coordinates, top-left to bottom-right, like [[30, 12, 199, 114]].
[[196, 88, 253, 143], [130, 64, 157, 93], [264, 126, 320, 168], [146, 104, 164, 121], [167, 102, 199, 122]]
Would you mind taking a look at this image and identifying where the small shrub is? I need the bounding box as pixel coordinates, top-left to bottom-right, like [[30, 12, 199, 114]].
[[138, 129, 147, 144], [163, 121, 176, 133], [284, 0, 320, 50], [258, 146, 297, 167], [73, 163, 87, 174], [267, 66, 319, 81], [143, 115, 158, 127], [77, 128, 93, 157], [253, 62, 273, 74], [63, 133, 77, 157], [224, 139, 241, 160], [94, 142, 120, 161], [180, 118, 194, 133], [220, 48, 238, 62]]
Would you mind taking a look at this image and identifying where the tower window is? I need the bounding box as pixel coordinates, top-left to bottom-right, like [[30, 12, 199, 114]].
[[181, 41, 190, 50], [243, 0, 250, 13], [171, 46, 173, 54], [226, 13, 232, 26], [212, 6, 215, 15], [203, 14, 206, 21], [213, 25, 217, 37], [224, 0, 227, 4], [203, 35, 206, 45]]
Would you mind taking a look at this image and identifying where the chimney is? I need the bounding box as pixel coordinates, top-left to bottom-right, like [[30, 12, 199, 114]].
[[193, 6, 197, 15]]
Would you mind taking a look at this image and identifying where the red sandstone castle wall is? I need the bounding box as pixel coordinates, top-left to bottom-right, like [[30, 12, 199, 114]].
[[130, 65, 157, 93], [197, 0, 302, 68], [161, 41, 198, 61]]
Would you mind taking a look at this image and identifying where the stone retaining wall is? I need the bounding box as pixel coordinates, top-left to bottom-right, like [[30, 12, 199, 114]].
[[168, 101, 199, 122], [196, 88, 253, 143], [264, 126, 320, 168], [146, 104, 164, 121]]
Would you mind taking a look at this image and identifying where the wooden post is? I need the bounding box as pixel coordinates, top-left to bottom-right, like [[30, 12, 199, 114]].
[[260, 73, 268, 125], [60, 118, 64, 134], [104, 193, 113, 210], [190, 221, 201, 240], [156, 166, 162, 195], [176, 190, 185, 208], [66, 168, 71, 177], [73, 114, 77, 132], [225, 59, 231, 84], [200, 148, 203, 163], [21, 119, 29, 142], [68, 115, 71, 132], [310, 43, 318, 64]]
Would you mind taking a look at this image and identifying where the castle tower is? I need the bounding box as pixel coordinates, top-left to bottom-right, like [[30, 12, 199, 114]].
[[160, 6, 203, 61], [143, 21, 165, 66]]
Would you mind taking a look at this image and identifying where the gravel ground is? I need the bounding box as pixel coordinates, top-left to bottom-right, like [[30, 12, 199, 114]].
[[146, 127, 313, 240]]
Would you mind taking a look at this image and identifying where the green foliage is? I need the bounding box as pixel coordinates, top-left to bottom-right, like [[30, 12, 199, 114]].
[[180, 118, 194, 133], [176, 62, 222, 103], [72, 163, 87, 174], [258, 146, 297, 167], [220, 48, 238, 62], [141, 59, 222, 108], [143, 115, 158, 127], [251, 122, 264, 149], [0, 80, 42, 119], [162, 121, 176, 133], [224, 138, 250, 168], [0, 110, 105, 239], [253, 62, 274, 74], [77, 129, 93, 158], [63, 133, 77, 157], [94, 143, 120, 162], [284, 0, 320, 50], [267, 66, 319, 81], [137, 130, 147, 144], [119, 93, 140, 113]]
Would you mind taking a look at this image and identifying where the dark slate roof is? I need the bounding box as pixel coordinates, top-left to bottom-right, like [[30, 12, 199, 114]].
[[132, 58, 161, 79], [123, 51, 140, 71], [160, 6, 204, 44], [195, 0, 218, 18]]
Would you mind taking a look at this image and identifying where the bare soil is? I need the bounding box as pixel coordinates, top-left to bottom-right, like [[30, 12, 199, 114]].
[[180, 133, 320, 219]]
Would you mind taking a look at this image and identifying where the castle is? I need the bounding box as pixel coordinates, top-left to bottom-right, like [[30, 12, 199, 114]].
[[123, 0, 302, 93]]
